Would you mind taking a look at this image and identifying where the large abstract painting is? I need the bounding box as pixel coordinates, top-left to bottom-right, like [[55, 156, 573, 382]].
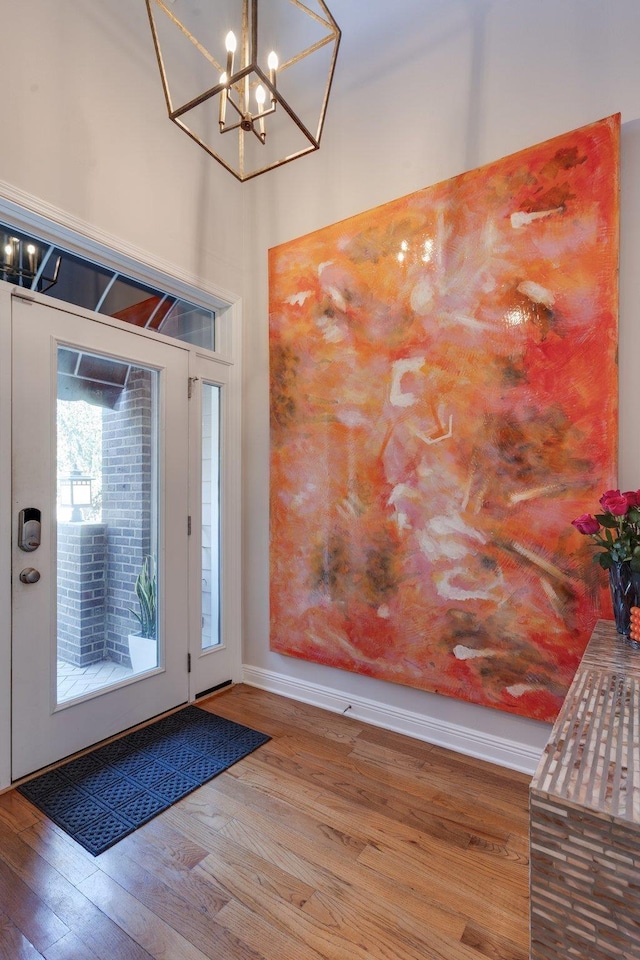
[[269, 115, 619, 722]]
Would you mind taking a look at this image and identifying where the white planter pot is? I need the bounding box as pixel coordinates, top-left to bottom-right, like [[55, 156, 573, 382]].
[[128, 633, 157, 673]]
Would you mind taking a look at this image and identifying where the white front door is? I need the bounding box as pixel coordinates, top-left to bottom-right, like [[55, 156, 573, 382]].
[[11, 294, 191, 779]]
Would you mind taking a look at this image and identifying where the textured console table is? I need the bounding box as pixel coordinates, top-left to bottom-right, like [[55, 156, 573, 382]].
[[530, 620, 640, 958]]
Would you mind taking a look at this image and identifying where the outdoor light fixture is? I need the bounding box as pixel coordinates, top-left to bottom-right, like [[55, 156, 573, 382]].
[[145, 0, 341, 182], [59, 469, 93, 522]]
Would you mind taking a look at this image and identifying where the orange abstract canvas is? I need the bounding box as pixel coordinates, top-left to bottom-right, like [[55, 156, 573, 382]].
[[269, 115, 619, 722]]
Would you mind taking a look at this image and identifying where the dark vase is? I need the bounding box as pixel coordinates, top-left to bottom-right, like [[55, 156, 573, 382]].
[[608, 561, 640, 637]]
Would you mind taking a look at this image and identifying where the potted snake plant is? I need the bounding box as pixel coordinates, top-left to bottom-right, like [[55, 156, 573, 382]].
[[128, 554, 158, 672]]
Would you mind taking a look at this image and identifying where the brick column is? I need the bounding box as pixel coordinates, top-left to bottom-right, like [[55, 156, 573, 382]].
[[57, 522, 107, 666], [101, 368, 154, 664]]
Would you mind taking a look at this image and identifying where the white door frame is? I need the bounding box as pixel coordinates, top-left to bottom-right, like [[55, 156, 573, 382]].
[[0, 274, 243, 786], [188, 350, 243, 701], [0, 283, 12, 788], [0, 187, 243, 790], [11, 293, 193, 779]]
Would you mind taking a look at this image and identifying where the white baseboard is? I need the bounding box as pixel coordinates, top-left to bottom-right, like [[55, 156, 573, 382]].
[[242, 664, 543, 775]]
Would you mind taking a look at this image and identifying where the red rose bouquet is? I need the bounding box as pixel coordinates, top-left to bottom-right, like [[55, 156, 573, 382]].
[[572, 489, 640, 571]]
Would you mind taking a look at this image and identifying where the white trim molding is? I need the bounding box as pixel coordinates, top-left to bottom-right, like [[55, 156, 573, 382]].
[[0, 286, 13, 790], [0, 179, 240, 312], [242, 664, 545, 775]]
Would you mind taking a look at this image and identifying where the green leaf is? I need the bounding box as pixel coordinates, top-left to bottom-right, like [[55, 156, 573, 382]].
[[130, 555, 157, 638], [596, 513, 618, 528], [598, 553, 614, 570]]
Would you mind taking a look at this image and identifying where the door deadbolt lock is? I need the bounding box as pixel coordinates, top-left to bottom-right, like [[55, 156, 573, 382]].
[[19, 567, 40, 584], [18, 508, 41, 552]]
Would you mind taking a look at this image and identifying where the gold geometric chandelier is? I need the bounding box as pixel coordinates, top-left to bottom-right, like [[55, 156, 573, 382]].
[[145, 0, 341, 182]]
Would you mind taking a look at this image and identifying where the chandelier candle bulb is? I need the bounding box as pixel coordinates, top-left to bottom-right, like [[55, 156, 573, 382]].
[[219, 72, 228, 126], [268, 50, 278, 100], [256, 84, 266, 138], [225, 31, 236, 77]]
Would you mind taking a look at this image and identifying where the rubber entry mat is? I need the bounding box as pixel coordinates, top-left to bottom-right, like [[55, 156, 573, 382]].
[[18, 705, 270, 855]]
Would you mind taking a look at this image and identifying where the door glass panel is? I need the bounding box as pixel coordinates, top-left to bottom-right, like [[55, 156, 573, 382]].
[[202, 383, 220, 649], [56, 347, 159, 704]]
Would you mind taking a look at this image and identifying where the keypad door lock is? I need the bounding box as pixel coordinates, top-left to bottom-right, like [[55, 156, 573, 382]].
[[18, 508, 41, 552]]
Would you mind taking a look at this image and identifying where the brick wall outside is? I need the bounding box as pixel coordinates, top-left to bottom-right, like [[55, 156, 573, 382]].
[[101, 367, 154, 664], [56, 367, 155, 668], [57, 522, 107, 666]]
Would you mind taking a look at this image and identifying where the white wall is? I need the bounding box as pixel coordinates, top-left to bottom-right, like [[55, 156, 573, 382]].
[[0, 0, 244, 292], [242, 0, 640, 772]]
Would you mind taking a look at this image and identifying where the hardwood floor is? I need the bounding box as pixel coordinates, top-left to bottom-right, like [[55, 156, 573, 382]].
[[0, 685, 531, 960]]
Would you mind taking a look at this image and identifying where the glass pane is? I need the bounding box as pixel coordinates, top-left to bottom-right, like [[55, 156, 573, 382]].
[[56, 348, 159, 703], [100, 276, 165, 325], [1, 219, 217, 351], [47, 249, 113, 310], [202, 383, 220, 649], [159, 300, 215, 351]]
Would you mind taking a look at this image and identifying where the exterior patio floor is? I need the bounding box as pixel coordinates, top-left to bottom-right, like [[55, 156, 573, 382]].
[[57, 657, 135, 703]]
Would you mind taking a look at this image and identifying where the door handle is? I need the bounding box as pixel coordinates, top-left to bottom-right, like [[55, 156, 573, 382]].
[[19, 567, 40, 584]]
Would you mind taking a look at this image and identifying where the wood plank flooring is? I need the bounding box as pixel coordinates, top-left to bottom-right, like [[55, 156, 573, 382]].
[[0, 684, 531, 960]]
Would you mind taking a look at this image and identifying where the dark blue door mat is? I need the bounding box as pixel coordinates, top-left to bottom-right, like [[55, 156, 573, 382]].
[[18, 705, 270, 856]]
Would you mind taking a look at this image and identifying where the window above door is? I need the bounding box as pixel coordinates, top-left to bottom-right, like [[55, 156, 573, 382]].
[[0, 221, 216, 350]]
